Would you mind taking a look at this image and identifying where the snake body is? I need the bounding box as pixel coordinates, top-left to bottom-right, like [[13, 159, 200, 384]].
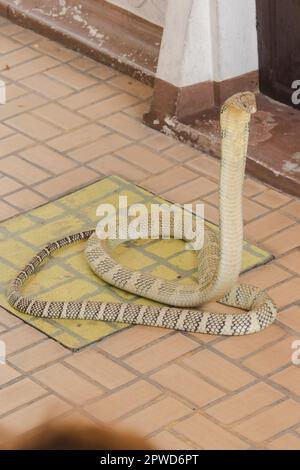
[[7, 92, 277, 335]]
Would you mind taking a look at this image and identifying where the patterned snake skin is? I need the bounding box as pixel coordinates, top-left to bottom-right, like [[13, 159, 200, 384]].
[[7, 92, 277, 335]]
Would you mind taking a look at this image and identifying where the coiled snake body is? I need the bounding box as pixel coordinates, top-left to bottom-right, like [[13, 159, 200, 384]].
[[7, 92, 277, 335]]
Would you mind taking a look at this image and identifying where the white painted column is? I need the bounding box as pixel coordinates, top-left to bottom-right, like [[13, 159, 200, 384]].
[[213, 0, 259, 82], [157, 0, 214, 87], [156, 0, 258, 87]]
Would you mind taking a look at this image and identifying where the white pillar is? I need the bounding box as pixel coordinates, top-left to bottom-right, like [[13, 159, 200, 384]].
[[157, 0, 214, 87], [213, 0, 259, 82], [156, 0, 258, 87]]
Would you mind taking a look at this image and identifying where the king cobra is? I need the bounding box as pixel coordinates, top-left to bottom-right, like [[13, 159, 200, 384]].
[[7, 92, 277, 335]]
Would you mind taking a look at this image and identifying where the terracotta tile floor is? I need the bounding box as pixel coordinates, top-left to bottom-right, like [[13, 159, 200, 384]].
[[0, 17, 300, 450]]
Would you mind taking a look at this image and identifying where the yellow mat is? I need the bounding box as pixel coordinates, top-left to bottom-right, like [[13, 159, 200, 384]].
[[0, 176, 273, 350]]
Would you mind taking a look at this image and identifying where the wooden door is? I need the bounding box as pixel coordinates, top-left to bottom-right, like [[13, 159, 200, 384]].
[[256, 0, 300, 108]]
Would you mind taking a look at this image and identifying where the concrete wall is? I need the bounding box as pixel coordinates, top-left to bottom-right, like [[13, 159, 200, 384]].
[[157, 0, 213, 87], [157, 0, 259, 87], [106, 0, 167, 27], [214, 0, 259, 81]]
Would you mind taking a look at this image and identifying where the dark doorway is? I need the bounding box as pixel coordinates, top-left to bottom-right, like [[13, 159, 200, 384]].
[[256, 0, 300, 109]]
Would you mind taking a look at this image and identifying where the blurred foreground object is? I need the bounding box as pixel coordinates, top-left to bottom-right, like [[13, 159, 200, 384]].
[[2, 418, 152, 450]]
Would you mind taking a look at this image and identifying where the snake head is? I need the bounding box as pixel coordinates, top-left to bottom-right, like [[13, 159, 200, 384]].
[[224, 92, 257, 115]]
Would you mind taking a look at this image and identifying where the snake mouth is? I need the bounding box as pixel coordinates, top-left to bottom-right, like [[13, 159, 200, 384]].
[[249, 104, 257, 114], [239, 92, 257, 115]]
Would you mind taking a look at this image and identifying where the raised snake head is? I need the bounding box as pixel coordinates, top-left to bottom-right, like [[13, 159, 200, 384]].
[[223, 92, 257, 115]]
